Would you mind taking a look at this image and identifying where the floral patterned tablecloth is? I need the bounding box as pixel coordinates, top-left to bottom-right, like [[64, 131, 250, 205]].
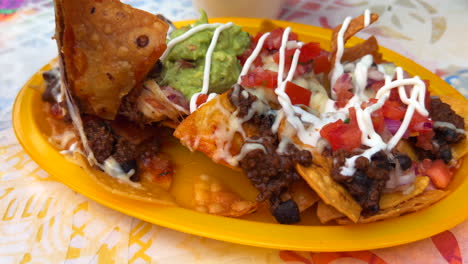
[[1, 0, 468, 263]]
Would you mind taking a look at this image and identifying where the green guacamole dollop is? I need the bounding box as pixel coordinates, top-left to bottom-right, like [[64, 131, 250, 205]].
[[159, 11, 250, 99]]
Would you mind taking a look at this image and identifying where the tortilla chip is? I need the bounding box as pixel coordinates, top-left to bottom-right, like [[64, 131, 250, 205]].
[[317, 201, 345, 224], [76, 154, 176, 205], [330, 12, 379, 69], [438, 95, 468, 160], [290, 180, 320, 212], [296, 154, 362, 223], [54, 0, 168, 119], [192, 174, 258, 217], [379, 176, 429, 210], [341, 36, 383, 64], [336, 190, 447, 224], [174, 89, 262, 169]]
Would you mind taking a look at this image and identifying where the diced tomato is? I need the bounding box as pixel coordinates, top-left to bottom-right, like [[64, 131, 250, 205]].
[[264, 28, 298, 50], [196, 94, 208, 107], [334, 74, 354, 108], [415, 130, 434, 151], [382, 100, 406, 120], [422, 159, 453, 188], [273, 48, 296, 69], [361, 99, 385, 133], [409, 111, 433, 133], [285, 81, 312, 105], [240, 68, 278, 88], [253, 32, 263, 44], [298, 42, 321, 63], [313, 54, 331, 74], [320, 108, 362, 151]]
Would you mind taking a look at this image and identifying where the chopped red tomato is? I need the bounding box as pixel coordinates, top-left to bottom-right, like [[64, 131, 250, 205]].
[[264, 28, 298, 50], [320, 108, 362, 151], [285, 81, 312, 105], [382, 100, 406, 120], [196, 94, 208, 107], [240, 68, 278, 88], [421, 159, 453, 188], [273, 48, 296, 69], [415, 130, 434, 151], [369, 80, 385, 93], [361, 99, 385, 133], [313, 54, 331, 74], [409, 111, 433, 133], [334, 74, 354, 108], [298, 42, 321, 63]]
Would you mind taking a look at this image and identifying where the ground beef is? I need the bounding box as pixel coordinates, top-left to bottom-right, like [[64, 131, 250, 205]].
[[412, 97, 465, 163], [83, 117, 115, 164], [230, 85, 313, 224], [82, 116, 161, 182], [118, 87, 148, 125], [331, 150, 391, 215], [430, 97, 465, 129], [42, 69, 60, 103], [228, 84, 257, 118]]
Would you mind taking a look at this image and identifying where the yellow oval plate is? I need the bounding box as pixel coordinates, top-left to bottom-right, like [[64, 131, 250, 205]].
[[13, 18, 468, 251]]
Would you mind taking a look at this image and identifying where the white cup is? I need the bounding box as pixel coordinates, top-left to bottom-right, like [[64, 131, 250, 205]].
[[192, 0, 284, 19]]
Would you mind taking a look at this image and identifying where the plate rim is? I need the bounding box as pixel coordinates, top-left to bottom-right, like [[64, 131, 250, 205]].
[[12, 17, 468, 252]]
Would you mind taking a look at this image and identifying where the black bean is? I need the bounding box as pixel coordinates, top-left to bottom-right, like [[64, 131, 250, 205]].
[[273, 199, 300, 224], [396, 154, 412, 170]]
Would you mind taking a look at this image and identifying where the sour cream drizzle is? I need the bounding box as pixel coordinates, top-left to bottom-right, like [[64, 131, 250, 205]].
[[186, 22, 234, 113], [238, 32, 271, 83]]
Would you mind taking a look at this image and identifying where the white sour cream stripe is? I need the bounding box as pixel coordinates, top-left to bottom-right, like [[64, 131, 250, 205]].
[[238, 32, 271, 83], [186, 22, 234, 113], [160, 23, 223, 61], [330, 16, 352, 97], [202, 22, 234, 93], [364, 9, 371, 27]]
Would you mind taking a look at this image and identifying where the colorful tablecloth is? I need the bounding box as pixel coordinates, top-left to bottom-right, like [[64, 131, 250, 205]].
[[1, 0, 468, 263]]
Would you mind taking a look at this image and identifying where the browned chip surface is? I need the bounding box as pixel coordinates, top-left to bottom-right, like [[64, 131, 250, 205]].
[[379, 176, 429, 210], [330, 13, 379, 69], [77, 154, 177, 205], [296, 153, 362, 223], [290, 180, 320, 212], [54, 0, 168, 119], [341, 36, 383, 64], [336, 190, 447, 224], [316, 201, 345, 224]]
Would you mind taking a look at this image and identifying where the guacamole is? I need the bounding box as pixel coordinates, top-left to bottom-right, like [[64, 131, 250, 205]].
[[159, 11, 250, 99]]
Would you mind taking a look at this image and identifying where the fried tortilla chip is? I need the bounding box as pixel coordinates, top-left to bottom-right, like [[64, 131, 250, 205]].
[[379, 176, 429, 210], [317, 201, 345, 224], [174, 88, 264, 169], [277, 118, 362, 222], [174, 92, 237, 168], [341, 36, 383, 64], [290, 180, 320, 212], [192, 174, 258, 217], [296, 154, 362, 223], [336, 190, 447, 224], [438, 95, 468, 160], [76, 154, 176, 205], [330, 13, 379, 70], [54, 0, 168, 119]]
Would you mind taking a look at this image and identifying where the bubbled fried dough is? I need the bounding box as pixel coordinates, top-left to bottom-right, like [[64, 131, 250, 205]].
[[54, 0, 168, 119]]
